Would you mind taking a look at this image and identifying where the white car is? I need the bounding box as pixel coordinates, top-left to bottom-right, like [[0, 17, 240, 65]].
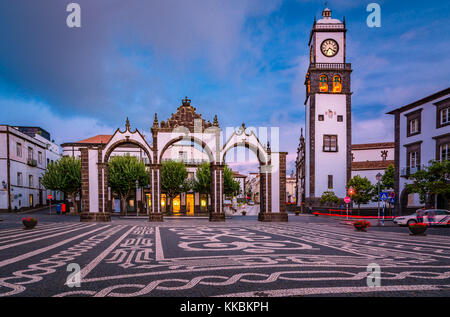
[[393, 209, 450, 227]]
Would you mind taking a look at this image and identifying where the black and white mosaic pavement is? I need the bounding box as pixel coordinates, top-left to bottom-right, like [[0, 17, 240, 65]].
[[0, 212, 449, 297]]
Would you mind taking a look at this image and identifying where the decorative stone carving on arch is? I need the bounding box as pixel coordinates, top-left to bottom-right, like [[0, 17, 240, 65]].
[[102, 118, 154, 164], [220, 124, 269, 165]]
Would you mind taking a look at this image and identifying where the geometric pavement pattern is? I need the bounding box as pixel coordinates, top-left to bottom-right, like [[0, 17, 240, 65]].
[[0, 220, 449, 297]]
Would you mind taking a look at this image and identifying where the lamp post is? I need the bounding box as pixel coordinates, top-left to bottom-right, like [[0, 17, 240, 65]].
[[135, 180, 139, 217], [376, 172, 382, 226]]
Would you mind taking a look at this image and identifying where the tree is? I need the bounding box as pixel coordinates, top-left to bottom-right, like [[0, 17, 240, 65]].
[[381, 164, 395, 191], [406, 160, 450, 208], [108, 155, 150, 215], [192, 162, 210, 194], [320, 191, 340, 206], [160, 160, 191, 214], [41, 156, 81, 212], [371, 164, 395, 202], [346, 175, 374, 214], [223, 165, 241, 197]]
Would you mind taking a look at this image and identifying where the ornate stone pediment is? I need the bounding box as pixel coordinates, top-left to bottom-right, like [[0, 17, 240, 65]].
[[158, 97, 218, 133]]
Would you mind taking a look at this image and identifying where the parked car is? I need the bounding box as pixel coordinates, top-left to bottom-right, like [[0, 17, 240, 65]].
[[393, 209, 450, 227]]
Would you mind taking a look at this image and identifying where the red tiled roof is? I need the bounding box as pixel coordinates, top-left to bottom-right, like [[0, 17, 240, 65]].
[[76, 135, 112, 144], [352, 142, 394, 150], [352, 160, 394, 170], [232, 172, 247, 178]]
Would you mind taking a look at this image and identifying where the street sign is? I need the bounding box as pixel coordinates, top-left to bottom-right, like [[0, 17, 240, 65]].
[[389, 192, 395, 198], [389, 197, 395, 204], [380, 192, 389, 201], [344, 196, 351, 204], [48, 194, 52, 200]]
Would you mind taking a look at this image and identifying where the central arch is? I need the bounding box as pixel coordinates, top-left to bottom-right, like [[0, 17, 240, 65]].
[[158, 135, 215, 164]]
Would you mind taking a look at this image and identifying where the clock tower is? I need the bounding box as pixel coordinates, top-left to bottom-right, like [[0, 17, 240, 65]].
[[302, 8, 352, 206]]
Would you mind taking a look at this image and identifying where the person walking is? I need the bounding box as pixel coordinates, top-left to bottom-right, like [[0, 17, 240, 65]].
[[427, 209, 435, 227], [416, 208, 424, 223]]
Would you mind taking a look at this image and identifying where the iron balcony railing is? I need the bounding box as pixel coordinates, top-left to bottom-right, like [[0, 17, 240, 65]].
[[400, 165, 421, 177], [27, 159, 37, 167]]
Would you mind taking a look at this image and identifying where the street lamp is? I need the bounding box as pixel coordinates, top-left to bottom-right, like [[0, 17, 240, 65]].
[[135, 180, 139, 217], [376, 172, 382, 226]]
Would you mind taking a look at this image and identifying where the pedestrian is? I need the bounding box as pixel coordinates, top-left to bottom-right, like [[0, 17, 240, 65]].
[[427, 209, 435, 227], [416, 208, 424, 223]]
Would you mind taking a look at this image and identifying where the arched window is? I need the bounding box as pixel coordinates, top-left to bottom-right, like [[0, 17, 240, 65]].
[[306, 73, 311, 94], [332, 75, 342, 93], [319, 75, 328, 92]]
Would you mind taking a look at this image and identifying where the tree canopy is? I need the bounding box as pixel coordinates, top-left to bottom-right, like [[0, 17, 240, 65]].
[[346, 175, 373, 214], [320, 191, 340, 206], [224, 165, 241, 197], [41, 156, 81, 211], [192, 162, 210, 194], [108, 155, 150, 213], [161, 160, 191, 213], [406, 160, 450, 207]]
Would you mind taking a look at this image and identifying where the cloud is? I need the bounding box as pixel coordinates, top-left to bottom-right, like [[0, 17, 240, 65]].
[[352, 117, 394, 144], [0, 0, 281, 122], [0, 98, 113, 145]]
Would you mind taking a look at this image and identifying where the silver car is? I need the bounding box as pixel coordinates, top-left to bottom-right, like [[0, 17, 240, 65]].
[[393, 209, 450, 227]]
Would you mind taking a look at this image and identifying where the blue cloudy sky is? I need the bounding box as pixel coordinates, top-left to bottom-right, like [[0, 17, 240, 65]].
[[1, 0, 449, 173]]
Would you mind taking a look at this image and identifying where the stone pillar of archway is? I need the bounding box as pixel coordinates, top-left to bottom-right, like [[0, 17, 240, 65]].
[[149, 164, 164, 222], [258, 152, 288, 222], [209, 164, 225, 222], [80, 147, 111, 222], [258, 164, 271, 221]]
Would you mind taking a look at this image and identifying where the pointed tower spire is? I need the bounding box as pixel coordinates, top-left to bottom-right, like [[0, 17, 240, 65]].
[[125, 117, 130, 130], [213, 115, 219, 127], [153, 113, 159, 128]]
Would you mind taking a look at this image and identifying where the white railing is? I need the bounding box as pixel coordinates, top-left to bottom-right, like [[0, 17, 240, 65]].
[[314, 23, 345, 30], [309, 63, 351, 70], [161, 158, 210, 165]]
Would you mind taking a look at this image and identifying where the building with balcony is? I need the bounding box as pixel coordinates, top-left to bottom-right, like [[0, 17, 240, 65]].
[[387, 87, 450, 214]]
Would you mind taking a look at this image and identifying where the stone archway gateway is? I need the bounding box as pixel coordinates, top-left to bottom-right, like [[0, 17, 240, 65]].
[[77, 97, 287, 222]]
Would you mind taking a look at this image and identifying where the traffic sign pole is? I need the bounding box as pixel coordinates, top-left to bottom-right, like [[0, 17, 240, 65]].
[[344, 196, 351, 220], [48, 194, 52, 215]]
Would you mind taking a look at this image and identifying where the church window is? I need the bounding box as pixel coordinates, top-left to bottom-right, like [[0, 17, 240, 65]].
[[328, 175, 333, 189], [323, 135, 338, 152], [440, 143, 449, 161], [332, 75, 342, 93], [319, 75, 328, 92]]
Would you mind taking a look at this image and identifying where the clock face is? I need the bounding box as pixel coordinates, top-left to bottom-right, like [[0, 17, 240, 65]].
[[321, 39, 339, 57]]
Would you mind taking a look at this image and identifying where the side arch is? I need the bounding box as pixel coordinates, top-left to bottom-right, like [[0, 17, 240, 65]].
[[103, 139, 153, 164]]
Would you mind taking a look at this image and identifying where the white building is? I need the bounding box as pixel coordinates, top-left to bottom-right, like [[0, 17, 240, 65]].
[[286, 171, 296, 203], [232, 171, 246, 199], [387, 87, 450, 214], [0, 126, 61, 211], [18, 127, 63, 203]]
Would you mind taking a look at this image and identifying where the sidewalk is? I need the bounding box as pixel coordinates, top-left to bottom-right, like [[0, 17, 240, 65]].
[[339, 218, 397, 227]]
